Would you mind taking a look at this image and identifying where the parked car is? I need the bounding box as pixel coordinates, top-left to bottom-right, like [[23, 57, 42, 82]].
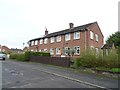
[[0, 53, 6, 60]]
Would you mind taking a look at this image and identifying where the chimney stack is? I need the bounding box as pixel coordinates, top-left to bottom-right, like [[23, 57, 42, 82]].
[[69, 23, 74, 29], [45, 27, 48, 35]]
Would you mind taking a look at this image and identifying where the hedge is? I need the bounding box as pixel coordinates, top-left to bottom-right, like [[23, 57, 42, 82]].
[[74, 48, 119, 69], [10, 51, 50, 61]]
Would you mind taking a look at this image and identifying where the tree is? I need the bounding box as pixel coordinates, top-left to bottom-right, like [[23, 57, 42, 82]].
[[106, 31, 120, 48]]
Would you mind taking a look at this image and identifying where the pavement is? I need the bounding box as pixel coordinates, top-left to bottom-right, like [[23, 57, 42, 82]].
[[1, 59, 119, 89]]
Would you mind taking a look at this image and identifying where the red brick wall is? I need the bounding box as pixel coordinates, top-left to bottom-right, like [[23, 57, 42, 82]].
[[87, 22, 104, 49], [29, 22, 104, 58]]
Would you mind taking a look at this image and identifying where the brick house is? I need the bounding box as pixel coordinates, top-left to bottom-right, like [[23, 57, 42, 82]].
[[0, 45, 11, 53], [28, 22, 104, 58]]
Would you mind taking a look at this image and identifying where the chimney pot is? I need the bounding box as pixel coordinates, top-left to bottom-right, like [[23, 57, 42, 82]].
[[45, 27, 48, 35], [69, 23, 74, 29]]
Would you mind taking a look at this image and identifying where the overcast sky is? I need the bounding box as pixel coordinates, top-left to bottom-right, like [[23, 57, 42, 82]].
[[0, 0, 119, 49]]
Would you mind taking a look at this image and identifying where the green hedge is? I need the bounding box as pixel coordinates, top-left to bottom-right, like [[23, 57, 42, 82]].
[[74, 48, 119, 69], [31, 52, 50, 56], [10, 51, 50, 61]]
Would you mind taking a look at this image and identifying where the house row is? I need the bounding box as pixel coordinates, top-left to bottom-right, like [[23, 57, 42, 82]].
[[28, 22, 104, 58], [0, 44, 23, 54]]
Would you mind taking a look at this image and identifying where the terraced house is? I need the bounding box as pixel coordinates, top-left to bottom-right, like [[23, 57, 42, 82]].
[[28, 22, 104, 58]]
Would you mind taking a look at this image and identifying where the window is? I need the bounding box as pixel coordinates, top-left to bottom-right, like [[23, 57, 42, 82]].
[[95, 48, 99, 54], [3, 49, 5, 52], [35, 40, 38, 45], [74, 46, 80, 55], [95, 34, 99, 42], [31, 49, 33, 52], [65, 33, 70, 41], [74, 31, 80, 39], [90, 46, 94, 50], [44, 49, 47, 52], [39, 49, 41, 52], [65, 47, 71, 55], [56, 35, 61, 42], [90, 31, 94, 40], [44, 38, 48, 44], [56, 48, 61, 55], [40, 39, 43, 44], [50, 48, 54, 55], [31, 41, 34, 46], [50, 37, 55, 43]]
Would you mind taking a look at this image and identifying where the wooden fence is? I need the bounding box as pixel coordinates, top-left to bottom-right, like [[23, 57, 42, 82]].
[[30, 56, 70, 67]]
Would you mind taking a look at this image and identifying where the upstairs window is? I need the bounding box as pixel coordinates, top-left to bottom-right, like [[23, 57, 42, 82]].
[[35, 40, 38, 45], [56, 35, 61, 42], [44, 38, 48, 44], [40, 39, 43, 44], [31, 41, 34, 46], [90, 31, 94, 40], [65, 33, 70, 41], [74, 46, 80, 55], [95, 34, 99, 42], [74, 31, 80, 39], [50, 37, 55, 43]]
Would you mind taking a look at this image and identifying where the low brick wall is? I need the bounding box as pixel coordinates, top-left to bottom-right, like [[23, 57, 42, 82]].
[[30, 56, 70, 67]]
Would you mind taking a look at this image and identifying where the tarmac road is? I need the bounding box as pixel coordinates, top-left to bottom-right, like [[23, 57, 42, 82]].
[[1, 59, 119, 89]]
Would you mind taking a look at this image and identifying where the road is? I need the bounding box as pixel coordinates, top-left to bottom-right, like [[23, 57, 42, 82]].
[[1, 59, 119, 89]]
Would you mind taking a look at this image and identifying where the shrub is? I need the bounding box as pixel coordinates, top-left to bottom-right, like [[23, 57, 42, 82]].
[[31, 52, 50, 56], [103, 49, 119, 68], [74, 48, 119, 69], [24, 51, 31, 61], [10, 51, 51, 62], [74, 48, 99, 68]]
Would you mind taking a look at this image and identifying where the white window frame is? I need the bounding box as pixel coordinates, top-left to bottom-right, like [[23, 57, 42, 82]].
[[74, 46, 80, 55], [65, 47, 71, 55], [56, 35, 61, 42], [90, 46, 94, 50], [44, 49, 47, 52], [50, 37, 55, 43], [35, 40, 38, 45], [65, 33, 70, 41], [31, 49, 33, 52], [44, 38, 48, 44], [95, 48, 99, 54], [50, 48, 54, 55], [90, 31, 94, 40], [74, 31, 80, 39], [56, 48, 61, 55], [40, 39, 43, 44], [31, 41, 34, 46], [39, 49, 41, 52], [95, 34, 99, 42]]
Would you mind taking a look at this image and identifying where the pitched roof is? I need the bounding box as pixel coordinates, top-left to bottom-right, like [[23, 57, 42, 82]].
[[101, 43, 115, 49], [29, 22, 97, 42]]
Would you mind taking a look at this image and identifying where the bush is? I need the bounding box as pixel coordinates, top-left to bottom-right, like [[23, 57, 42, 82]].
[[74, 48, 119, 69], [10, 53, 26, 61], [74, 48, 99, 68], [10, 51, 50, 62], [31, 52, 50, 56], [74, 53, 98, 68]]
